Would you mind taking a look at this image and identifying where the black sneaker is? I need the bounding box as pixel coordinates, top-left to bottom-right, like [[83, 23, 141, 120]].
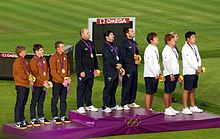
[[53, 118, 62, 125], [39, 118, 51, 125], [31, 120, 41, 127], [15, 124, 27, 130], [61, 117, 71, 124], [23, 121, 33, 128]]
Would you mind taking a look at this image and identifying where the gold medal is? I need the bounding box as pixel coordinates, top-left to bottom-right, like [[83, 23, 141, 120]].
[[43, 72, 46, 76], [91, 54, 93, 58], [116, 56, 119, 60], [62, 69, 65, 73]]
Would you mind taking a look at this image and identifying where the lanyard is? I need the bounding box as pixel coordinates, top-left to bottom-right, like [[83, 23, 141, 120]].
[[56, 52, 65, 69], [187, 43, 199, 61], [155, 50, 159, 60], [171, 47, 178, 59], [20, 57, 30, 74], [34, 55, 46, 76], [105, 41, 118, 57], [82, 40, 93, 55], [127, 39, 136, 54]]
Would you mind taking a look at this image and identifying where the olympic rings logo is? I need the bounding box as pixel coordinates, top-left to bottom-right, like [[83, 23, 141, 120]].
[[124, 118, 141, 127]]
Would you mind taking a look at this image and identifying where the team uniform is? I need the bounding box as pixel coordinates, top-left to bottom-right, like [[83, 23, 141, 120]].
[[162, 45, 179, 93], [30, 55, 50, 125], [49, 52, 70, 123], [102, 41, 123, 112], [13, 56, 31, 129], [182, 42, 201, 91], [120, 39, 139, 108], [75, 39, 98, 112], [144, 44, 160, 94]]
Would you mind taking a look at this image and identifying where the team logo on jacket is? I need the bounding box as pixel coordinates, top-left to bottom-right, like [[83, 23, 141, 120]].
[[127, 74, 130, 78], [108, 77, 112, 81], [85, 48, 88, 51], [129, 46, 132, 49], [43, 61, 46, 64]]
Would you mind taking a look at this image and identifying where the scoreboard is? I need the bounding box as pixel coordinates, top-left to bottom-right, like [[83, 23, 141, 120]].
[[88, 17, 136, 54]]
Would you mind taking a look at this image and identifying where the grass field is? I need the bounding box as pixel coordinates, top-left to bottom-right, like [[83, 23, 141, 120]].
[[1, 0, 220, 138]]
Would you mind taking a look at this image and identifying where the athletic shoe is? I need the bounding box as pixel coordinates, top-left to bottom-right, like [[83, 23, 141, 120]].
[[111, 105, 123, 111], [190, 106, 203, 113], [61, 117, 71, 124], [169, 106, 179, 114], [182, 107, 193, 115], [77, 107, 86, 114], [23, 121, 33, 128], [85, 105, 98, 112], [31, 120, 41, 127], [164, 108, 176, 116], [15, 124, 27, 129], [38, 118, 51, 125], [53, 118, 62, 125], [128, 103, 140, 108], [123, 105, 130, 110], [102, 107, 112, 113]]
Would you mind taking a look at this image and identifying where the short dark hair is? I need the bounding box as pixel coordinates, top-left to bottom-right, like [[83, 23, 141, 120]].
[[55, 41, 64, 49], [185, 31, 196, 41], [123, 27, 132, 36], [33, 44, 43, 53], [103, 30, 113, 41], [15, 46, 26, 56], [146, 32, 157, 44], [164, 34, 175, 44]]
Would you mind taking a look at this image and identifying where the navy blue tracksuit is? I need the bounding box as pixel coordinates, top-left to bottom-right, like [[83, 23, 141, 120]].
[[102, 41, 122, 109], [75, 39, 98, 108], [120, 39, 139, 106]]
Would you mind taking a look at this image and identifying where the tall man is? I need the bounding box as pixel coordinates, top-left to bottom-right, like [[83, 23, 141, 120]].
[[181, 31, 203, 115], [121, 27, 140, 110], [102, 30, 123, 113], [49, 41, 71, 124], [162, 34, 180, 116], [144, 32, 160, 111], [75, 28, 99, 114], [30, 44, 50, 126]]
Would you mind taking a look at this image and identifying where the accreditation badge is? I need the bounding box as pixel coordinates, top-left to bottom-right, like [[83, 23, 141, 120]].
[[91, 54, 94, 58]]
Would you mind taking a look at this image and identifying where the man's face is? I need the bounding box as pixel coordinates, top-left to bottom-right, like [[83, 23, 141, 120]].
[[152, 36, 159, 45], [188, 34, 196, 44], [82, 29, 90, 40], [56, 43, 65, 53], [36, 48, 44, 57], [20, 50, 26, 57], [126, 28, 135, 39], [107, 32, 115, 42]]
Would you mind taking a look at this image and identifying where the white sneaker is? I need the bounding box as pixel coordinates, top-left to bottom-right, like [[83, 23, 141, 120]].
[[85, 105, 99, 112], [111, 105, 123, 111], [128, 103, 140, 108], [164, 108, 176, 116], [123, 105, 130, 110], [190, 106, 203, 113], [77, 107, 86, 114], [102, 107, 112, 113], [182, 107, 193, 115], [169, 106, 179, 114], [149, 108, 154, 112]]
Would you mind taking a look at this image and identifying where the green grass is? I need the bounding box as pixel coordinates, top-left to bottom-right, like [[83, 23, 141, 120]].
[[1, 0, 220, 138]]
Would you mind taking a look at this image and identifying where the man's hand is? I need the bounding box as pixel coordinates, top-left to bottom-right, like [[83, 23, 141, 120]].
[[170, 74, 175, 81], [116, 63, 122, 69]]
